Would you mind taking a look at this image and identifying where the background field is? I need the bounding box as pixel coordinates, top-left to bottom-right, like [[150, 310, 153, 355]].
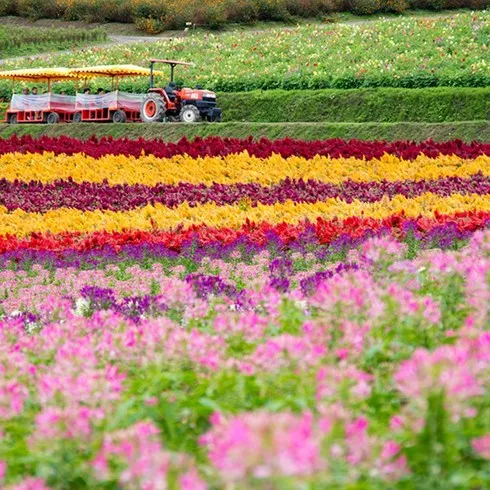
[[0, 11, 488, 97], [0, 0, 487, 33]]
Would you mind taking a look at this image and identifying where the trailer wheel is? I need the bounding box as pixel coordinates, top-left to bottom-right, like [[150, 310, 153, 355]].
[[73, 112, 82, 123], [141, 95, 166, 123], [112, 110, 127, 124], [7, 114, 17, 125], [180, 105, 201, 123], [46, 112, 60, 125]]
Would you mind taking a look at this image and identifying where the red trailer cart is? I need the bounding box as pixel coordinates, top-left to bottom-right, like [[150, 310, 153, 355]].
[[0, 67, 78, 124], [69, 65, 163, 123]]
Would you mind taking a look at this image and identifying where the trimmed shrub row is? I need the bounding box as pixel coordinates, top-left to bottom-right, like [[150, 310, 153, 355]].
[[219, 87, 490, 123]]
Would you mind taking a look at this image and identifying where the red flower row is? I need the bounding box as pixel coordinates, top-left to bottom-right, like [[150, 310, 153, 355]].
[[0, 210, 488, 254], [1, 135, 488, 160]]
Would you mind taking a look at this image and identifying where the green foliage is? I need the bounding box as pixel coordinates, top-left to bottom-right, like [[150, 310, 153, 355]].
[[384, 0, 409, 13], [408, 0, 488, 8], [0, 25, 107, 57], [0, 0, 14, 15], [348, 0, 384, 15], [218, 87, 490, 123]]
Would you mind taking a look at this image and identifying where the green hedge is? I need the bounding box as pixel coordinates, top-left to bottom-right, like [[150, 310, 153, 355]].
[[219, 87, 490, 123], [2, 88, 488, 124], [0, 121, 488, 142]]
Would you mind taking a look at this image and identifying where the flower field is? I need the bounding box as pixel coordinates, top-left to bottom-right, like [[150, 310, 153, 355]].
[[1, 11, 488, 98], [0, 134, 490, 488]]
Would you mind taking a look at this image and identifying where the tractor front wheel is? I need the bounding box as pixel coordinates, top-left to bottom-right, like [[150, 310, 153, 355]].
[[180, 105, 201, 123], [141, 95, 166, 123]]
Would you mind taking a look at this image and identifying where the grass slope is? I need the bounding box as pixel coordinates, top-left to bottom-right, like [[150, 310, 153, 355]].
[[0, 121, 488, 142], [219, 88, 490, 123]]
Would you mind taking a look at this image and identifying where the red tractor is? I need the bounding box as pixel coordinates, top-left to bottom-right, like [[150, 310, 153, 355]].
[[141, 59, 222, 123]]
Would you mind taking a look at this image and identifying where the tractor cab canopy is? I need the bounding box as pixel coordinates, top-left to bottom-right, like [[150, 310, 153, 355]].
[[148, 59, 195, 87]]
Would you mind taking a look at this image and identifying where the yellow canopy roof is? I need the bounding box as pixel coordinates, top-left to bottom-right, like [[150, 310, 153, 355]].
[[0, 67, 76, 81], [69, 64, 164, 78]]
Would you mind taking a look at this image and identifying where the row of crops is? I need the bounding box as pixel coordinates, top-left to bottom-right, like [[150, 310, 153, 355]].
[[0, 24, 107, 58]]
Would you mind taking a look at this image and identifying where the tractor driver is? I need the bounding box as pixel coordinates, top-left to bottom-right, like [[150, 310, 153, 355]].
[[165, 82, 177, 101]]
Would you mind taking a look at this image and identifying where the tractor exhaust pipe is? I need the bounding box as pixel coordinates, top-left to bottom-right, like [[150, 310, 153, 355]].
[[149, 61, 154, 89]]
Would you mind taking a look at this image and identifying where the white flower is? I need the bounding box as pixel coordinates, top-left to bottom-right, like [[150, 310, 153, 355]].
[[74, 297, 90, 316]]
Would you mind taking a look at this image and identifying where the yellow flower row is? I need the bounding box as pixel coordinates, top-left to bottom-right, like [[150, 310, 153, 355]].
[[1, 193, 488, 238], [0, 151, 488, 186]]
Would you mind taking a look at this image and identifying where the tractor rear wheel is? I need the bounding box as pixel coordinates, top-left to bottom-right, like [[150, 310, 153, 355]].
[[112, 110, 127, 123], [141, 95, 166, 123], [180, 105, 201, 123], [46, 112, 60, 125]]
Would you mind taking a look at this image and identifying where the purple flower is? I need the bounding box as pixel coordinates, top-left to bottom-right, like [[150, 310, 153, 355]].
[[300, 263, 359, 296], [185, 274, 238, 300], [269, 257, 294, 278], [270, 277, 290, 293], [80, 286, 116, 310], [116, 295, 167, 322]]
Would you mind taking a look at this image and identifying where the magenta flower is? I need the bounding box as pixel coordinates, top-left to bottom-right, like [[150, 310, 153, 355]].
[[201, 411, 324, 481], [5, 478, 52, 490], [472, 435, 490, 460]]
